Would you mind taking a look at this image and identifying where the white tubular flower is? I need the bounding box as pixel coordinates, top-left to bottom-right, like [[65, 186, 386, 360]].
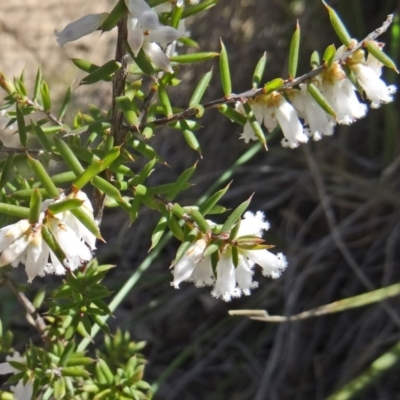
[[352, 55, 396, 108], [126, 0, 181, 73], [55, 13, 109, 47], [0, 219, 49, 283], [290, 85, 335, 141], [57, 190, 97, 251], [211, 252, 241, 301], [235, 255, 258, 296], [0, 352, 34, 400], [319, 63, 367, 124], [46, 216, 93, 276]]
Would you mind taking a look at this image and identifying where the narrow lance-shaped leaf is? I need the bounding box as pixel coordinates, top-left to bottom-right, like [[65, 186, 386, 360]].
[[186, 207, 210, 234], [181, 0, 219, 18], [366, 41, 399, 73], [221, 195, 253, 233], [157, 83, 173, 118], [28, 156, 59, 198], [310, 50, 320, 69], [166, 162, 197, 201], [70, 207, 103, 240], [41, 225, 67, 267], [74, 146, 121, 189], [124, 42, 155, 76], [0, 154, 14, 191], [322, 1, 352, 46], [29, 188, 42, 224], [219, 39, 232, 97], [200, 181, 231, 215], [58, 86, 72, 120], [288, 21, 300, 79], [54, 137, 85, 176], [323, 44, 336, 69], [252, 52, 267, 88], [218, 104, 247, 125], [180, 120, 201, 156], [170, 52, 219, 64], [79, 61, 121, 86], [47, 199, 84, 215], [263, 78, 284, 94], [242, 102, 267, 150], [33, 68, 42, 102], [32, 121, 52, 152], [150, 215, 168, 250], [189, 69, 213, 107], [115, 95, 139, 127], [171, 1, 183, 29], [71, 59, 111, 81], [203, 240, 222, 258], [168, 214, 185, 241], [41, 81, 51, 112], [101, 0, 127, 32], [0, 203, 30, 219], [16, 104, 27, 147], [307, 83, 336, 118]]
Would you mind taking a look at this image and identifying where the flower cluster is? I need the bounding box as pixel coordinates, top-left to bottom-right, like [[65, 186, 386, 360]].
[[172, 211, 287, 301], [239, 42, 396, 148], [0, 352, 33, 400], [0, 190, 96, 282], [125, 0, 181, 73]]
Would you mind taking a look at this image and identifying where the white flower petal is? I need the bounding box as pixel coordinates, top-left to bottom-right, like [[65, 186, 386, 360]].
[[146, 26, 181, 46], [244, 249, 287, 279], [189, 258, 215, 287], [55, 13, 108, 47], [127, 18, 144, 56], [0, 234, 29, 267], [142, 41, 173, 73], [238, 211, 270, 237], [236, 256, 258, 296], [12, 379, 34, 400], [211, 253, 241, 301]]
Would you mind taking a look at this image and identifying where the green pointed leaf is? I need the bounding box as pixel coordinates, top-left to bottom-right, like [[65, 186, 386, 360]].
[[288, 21, 300, 79], [181, 121, 201, 156], [219, 39, 232, 97], [307, 83, 336, 117], [200, 182, 231, 215], [95, 359, 114, 385], [47, 199, 84, 215], [32, 121, 52, 152], [16, 105, 27, 147], [167, 214, 185, 241], [29, 188, 42, 224], [171, 2, 183, 28], [0, 202, 30, 218], [231, 246, 239, 267], [263, 78, 284, 94], [101, 0, 127, 31], [74, 146, 121, 189], [203, 240, 222, 258], [322, 1, 352, 46], [221, 195, 252, 233], [0, 154, 14, 191], [252, 52, 267, 88], [79, 61, 121, 85], [218, 104, 247, 125], [170, 52, 219, 64], [186, 207, 210, 234], [310, 51, 320, 69], [323, 44, 336, 68], [125, 43, 155, 76], [150, 215, 168, 250], [166, 162, 197, 201], [115, 95, 139, 127], [366, 41, 399, 73], [58, 86, 72, 120], [71, 59, 111, 81], [181, 0, 219, 18], [33, 68, 42, 102], [28, 156, 59, 197], [54, 137, 84, 176], [158, 83, 173, 117], [41, 81, 51, 112], [41, 225, 67, 267], [189, 69, 213, 107]]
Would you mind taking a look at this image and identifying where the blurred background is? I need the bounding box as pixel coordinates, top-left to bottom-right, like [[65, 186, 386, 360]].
[[1, 0, 400, 399]]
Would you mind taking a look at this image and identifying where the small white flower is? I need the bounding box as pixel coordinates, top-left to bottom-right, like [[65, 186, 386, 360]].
[[55, 13, 109, 47], [319, 63, 367, 124], [290, 85, 335, 141], [56, 190, 97, 251], [235, 255, 258, 296], [0, 219, 49, 283], [352, 60, 396, 108], [211, 251, 241, 301], [126, 0, 181, 73], [0, 352, 34, 400]]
